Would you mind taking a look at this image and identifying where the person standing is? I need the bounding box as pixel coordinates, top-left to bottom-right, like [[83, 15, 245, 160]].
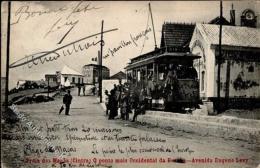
[[59, 90, 73, 115], [104, 90, 110, 115], [92, 85, 96, 95], [82, 84, 86, 96], [78, 84, 81, 96], [121, 91, 130, 120], [108, 90, 118, 120]]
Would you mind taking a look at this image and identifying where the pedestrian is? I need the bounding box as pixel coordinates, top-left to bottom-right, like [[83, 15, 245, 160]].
[[92, 85, 96, 95], [108, 90, 118, 120], [78, 84, 81, 96], [83, 84, 86, 96], [132, 89, 146, 122], [104, 90, 110, 115], [132, 101, 145, 122], [121, 91, 130, 120], [59, 90, 73, 115]]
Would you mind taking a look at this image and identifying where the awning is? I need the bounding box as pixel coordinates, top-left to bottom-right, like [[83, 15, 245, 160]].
[[126, 52, 200, 70]]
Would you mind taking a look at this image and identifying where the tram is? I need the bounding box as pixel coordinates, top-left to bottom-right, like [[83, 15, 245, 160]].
[[125, 46, 200, 112], [125, 4, 201, 112]]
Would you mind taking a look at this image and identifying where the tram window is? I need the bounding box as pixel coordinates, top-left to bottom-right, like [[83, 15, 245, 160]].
[[159, 73, 164, 80], [137, 71, 141, 81], [201, 71, 205, 91], [248, 65, 254, 72]]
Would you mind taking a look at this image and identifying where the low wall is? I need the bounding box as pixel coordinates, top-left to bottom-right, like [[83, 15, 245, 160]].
[[136, 111, 260, 143]]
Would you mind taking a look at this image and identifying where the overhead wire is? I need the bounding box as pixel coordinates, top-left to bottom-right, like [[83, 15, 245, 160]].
[[139, 5, 151, 55]]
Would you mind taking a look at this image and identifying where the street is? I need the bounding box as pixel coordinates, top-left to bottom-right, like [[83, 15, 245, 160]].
[[2, 89, 260, 168]]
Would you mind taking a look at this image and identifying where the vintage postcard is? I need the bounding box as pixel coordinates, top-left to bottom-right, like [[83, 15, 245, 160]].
[[1, 1, 260, 168]]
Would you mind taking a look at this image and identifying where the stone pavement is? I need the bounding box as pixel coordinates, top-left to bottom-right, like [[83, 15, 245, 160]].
[[1, 89, 260, 168]]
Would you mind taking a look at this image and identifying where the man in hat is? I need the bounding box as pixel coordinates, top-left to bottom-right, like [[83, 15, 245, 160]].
[[59, 90, 73, 115]]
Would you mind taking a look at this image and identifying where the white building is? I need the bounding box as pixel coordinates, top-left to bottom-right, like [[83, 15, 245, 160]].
[[189, 24, 260, 103], [45, 65, 84, 87], [59, 65, 84, 86]]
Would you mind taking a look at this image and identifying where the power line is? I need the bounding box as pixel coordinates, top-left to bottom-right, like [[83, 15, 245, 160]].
[[140, 7, 151, 55]]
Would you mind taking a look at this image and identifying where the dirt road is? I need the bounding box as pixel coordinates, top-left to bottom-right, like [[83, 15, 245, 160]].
[[2, 90, 260, 168]]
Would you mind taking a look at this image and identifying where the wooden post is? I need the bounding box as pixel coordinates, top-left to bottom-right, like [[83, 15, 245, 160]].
[[225, 59, 231, 109], [47, 78, 50, 97], [5, 1, 11, 109], [156, 64, 159, 82], [217, 0, 223, 113], [99, 20, 104, 103]]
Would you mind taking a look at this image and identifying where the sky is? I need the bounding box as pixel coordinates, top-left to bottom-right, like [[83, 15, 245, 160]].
[[1, 1, 260, 89]]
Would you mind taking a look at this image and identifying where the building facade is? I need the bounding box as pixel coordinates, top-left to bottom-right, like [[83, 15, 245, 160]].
[[189, 23, 260, 108], [82, 64, 110, 85], [45, 65, 84, 87]]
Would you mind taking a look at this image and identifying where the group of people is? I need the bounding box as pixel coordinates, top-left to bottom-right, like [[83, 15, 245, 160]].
[[77, 84, 86, 96], [104, 81, 146, 122], [58, 80, 147, 120]]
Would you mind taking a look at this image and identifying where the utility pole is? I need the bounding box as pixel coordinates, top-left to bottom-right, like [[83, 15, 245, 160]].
[[217, 0, 223, 113], [99, 20, 104, 103], [5, 1, 11, 110], [149, 3, 157, 50]]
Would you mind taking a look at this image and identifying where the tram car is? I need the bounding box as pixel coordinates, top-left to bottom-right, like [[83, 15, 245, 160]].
[[125, 47, 201, 112]]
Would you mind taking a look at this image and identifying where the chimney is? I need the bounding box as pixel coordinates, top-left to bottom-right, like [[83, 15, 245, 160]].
[[230, 4, 235, 26]]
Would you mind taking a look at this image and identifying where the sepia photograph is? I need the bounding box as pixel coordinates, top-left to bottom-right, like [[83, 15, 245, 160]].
[[1, 1, 260, 167]]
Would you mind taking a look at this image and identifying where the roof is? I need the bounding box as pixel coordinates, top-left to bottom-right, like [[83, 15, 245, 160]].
[[126, 52, 200, 70], [130, 23, 196, 63], [190, 24, 260, 48], [45, 74, 57, 77], [83, 64, 109, 70], [208, 16, 231, 25], [61, 65, 83, 76], [160, 22, 195, 49], [110, 71, 126, 80]]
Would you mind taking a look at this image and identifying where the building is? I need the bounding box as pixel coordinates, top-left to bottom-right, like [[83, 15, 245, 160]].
[[82, 64, 110, 85], [45, 74, 58, 87], [189, 23, 260, 108], [45, 65, 84, 87], [110, 71, 126, 80]]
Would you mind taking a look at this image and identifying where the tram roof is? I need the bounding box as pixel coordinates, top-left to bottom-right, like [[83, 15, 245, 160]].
[[125, 49, 200, 70]]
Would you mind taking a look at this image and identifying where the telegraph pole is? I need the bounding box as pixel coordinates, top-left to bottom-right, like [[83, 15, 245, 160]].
[[149, 3, 157, 49], [5, 1, 11, 110], [99, 20, 104, 103], [217, 0, 223, 113]]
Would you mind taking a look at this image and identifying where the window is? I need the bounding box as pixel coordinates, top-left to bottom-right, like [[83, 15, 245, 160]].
[[64, 77, 68, 82], [137, 71, 140, 81], [201, 71, 205, 91], [72, 77, 75, 83], [248, 65, 254, 72]]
